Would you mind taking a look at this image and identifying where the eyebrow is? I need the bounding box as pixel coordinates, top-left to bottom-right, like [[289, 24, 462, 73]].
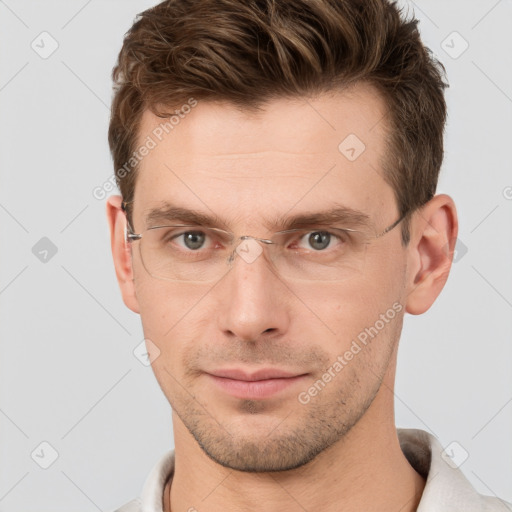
[[144, 202, 372, 231]]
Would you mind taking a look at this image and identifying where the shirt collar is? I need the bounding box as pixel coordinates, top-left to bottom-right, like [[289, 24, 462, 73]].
[[136, 428, 493, 512]]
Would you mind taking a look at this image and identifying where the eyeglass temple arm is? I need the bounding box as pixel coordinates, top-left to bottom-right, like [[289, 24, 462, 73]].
[[121, 201, 139, 241], [376, 212, 407, 238]]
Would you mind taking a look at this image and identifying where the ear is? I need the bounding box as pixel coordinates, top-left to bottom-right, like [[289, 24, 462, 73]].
[[106, 195, 140, 314], [405, 194, 458, 315]]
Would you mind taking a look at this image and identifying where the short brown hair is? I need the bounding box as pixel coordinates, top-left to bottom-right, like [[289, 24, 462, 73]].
[[108, 0, 448, 244]]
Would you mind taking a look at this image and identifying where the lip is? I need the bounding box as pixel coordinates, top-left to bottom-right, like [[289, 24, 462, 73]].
[[206, 368, 308, 400], [209, 368, 302, 381]]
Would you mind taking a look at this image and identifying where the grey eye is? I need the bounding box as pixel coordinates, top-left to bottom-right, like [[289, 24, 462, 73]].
[[307, 231, 331, 250], [180, 231, 207, 250]]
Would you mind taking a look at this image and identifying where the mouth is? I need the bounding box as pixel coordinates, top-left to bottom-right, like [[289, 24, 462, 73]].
[[206, 368, 309, 400]]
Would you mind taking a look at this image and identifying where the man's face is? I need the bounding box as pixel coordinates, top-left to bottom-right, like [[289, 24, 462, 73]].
[[129, 84, 409, 472]]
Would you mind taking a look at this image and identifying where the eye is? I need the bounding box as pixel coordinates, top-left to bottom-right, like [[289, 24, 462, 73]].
[[165, 230, 215, 251], [296, 230, 347, 251]]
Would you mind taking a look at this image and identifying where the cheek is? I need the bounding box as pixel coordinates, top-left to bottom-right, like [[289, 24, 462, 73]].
[[294, 255, 404, 354], [357, 242, 407, 311], [135, 281, 207, 400], [134, 277, 208, 350], [293, 276, 380, 329]]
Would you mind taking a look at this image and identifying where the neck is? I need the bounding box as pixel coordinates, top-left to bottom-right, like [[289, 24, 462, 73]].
[[165, 380, 425, 512]]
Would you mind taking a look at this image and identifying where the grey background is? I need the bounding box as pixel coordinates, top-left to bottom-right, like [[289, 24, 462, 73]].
[[0, 0, 511, 510]]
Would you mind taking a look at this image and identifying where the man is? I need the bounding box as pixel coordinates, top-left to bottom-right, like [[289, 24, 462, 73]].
[[106, 0, 511, 510]]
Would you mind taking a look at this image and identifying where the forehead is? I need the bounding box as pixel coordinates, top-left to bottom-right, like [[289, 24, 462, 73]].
[[132, 84, 395, 229]]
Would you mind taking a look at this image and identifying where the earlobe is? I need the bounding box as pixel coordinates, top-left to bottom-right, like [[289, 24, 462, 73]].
[[106, 195, 140, 314], [405, 194, 458, 315]]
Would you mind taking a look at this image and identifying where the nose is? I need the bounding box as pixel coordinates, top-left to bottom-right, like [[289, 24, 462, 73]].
[[216, 238, 291, 342]]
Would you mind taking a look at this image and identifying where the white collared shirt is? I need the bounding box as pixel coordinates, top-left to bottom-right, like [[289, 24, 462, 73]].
[[114, 428, 512, 512]]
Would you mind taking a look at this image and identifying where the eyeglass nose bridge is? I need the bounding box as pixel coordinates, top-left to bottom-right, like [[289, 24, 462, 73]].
[[227, 234, 275, 264]]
